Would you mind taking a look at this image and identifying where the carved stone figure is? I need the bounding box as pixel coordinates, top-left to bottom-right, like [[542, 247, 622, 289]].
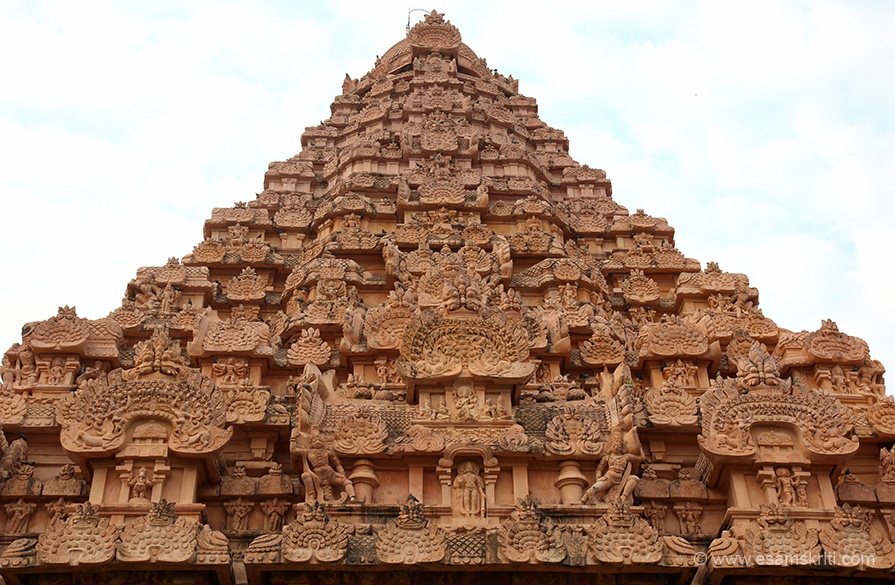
[[452, 461, 486, 518], [580, 426, 643, 505], [290, 429, 357, 503]]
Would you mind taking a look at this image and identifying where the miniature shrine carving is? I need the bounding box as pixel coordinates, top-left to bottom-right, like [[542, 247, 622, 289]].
[[0, 9, 891, 585]]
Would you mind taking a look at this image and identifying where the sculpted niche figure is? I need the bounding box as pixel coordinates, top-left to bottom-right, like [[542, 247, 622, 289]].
[[453, 461, 486, 518], [291, 428, 357, 503]]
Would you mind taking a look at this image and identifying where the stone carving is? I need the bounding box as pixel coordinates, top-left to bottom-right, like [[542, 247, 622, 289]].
[[287, 328, 332, 366], [819, 504, 895, 568], [282, 502, 349, 563], [42, 464, 87, 496], [211, 357, 249, 386], [452, 461, 486, 519], [376, 496, 446, 564], [333, 408, 387, 454], [118, 499, 198, 563], [37, 503, 118, 566], [587, 499, 663, 564], [58, 329, 232, 456], [30, 306, 89, 352], [226, 267, 268, 301], [732, 504, 820, 566], [699, 374, 858, 459], [581, 419, 644, 505], [0, 10, 891, 583], [224, 498, 254, 532], [261, 498, 290, 532], [291, 428, 357, 503], [4, 499, 37, 534], [644, 382, 698, 426], [497, 496, 565, 564], [545, 408, 603, 456]]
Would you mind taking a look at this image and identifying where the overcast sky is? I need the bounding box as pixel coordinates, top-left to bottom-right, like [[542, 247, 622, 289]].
[[2, 1, 893, 377]]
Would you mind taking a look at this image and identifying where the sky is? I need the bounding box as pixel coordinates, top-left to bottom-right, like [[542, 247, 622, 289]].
[[1, 1, 893, 376]]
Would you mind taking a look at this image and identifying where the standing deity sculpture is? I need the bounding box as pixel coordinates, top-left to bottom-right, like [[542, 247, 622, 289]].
[[452, 461, 486, 518]]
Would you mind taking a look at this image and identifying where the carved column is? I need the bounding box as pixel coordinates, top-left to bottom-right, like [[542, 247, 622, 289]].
[[554, 460, 588, 504], [349, 459, 380, 504]]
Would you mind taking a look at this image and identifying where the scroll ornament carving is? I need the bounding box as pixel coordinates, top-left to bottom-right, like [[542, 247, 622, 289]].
[[819, 504, 895, 568], [545, 408, 603, 456], [638, 315, 710, 358], [579, 322, 625, 367], [363, 284, 416, 350], [334, 408, 388, 454], [226, 267, 267, 301], [30, 306, 89, 352], [287, 328, 332, 366], [58, 329, 232, 456], [698, 375, 858, 459], [732, 342, 783, 387], [497, 496, 566, 564], [0, 385, 27, 425], [644, 383, 698, 426], [398, 278, 534, 382], [622, 269, 660, 304], [0, 537, 38, 568], [806, 319, 868, 363], [118, 499, 198, 563], [376, 496, 446, 564], [587, 499, 663, 565], [866, 398, 895, 437], [409, 424, 446, 452], [37, 503, 119, 566], [196, 524, 231, 564], [223, 379, 270, 424], [282, 502, 349, 563], [198, 306, 275, 355], [732, 504, 820, 566]]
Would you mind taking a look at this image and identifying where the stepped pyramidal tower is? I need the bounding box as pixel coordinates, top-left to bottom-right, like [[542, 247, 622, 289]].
[[1, 11, 892, 585]]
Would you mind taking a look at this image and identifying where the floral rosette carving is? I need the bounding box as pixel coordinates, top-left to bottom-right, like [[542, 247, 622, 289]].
[[191, 239, 226, 263], [30, 306, 89, 352], [58, 330, 232, 456], [545, 409, 603, 456], [334, 408, 387, 454], [819, 504, 894, 569], [497, 496, 565, 564], [733, 504, 820, 566], [644, 383, 698, 426], [287, 328, 332, 366], [376, 497, 446, 564], [117, 499, 198, 563], [226, 267, 267, 301], [586, 499, 663, 565], [282, 503, 349, 563], [37, 503, 119, 566], [698, 375, 857, 460]]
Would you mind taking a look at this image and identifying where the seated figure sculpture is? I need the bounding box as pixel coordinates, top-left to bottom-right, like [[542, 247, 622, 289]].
[[580, 424, 644, 505], [291, 428, 357, 504]]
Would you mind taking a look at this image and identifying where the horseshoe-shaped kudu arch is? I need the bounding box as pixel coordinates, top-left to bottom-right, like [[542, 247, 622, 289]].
[[1, 10, 891, 585]]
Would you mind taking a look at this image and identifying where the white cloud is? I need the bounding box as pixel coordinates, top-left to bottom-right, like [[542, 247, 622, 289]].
[[1, 1, 893, 377]]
